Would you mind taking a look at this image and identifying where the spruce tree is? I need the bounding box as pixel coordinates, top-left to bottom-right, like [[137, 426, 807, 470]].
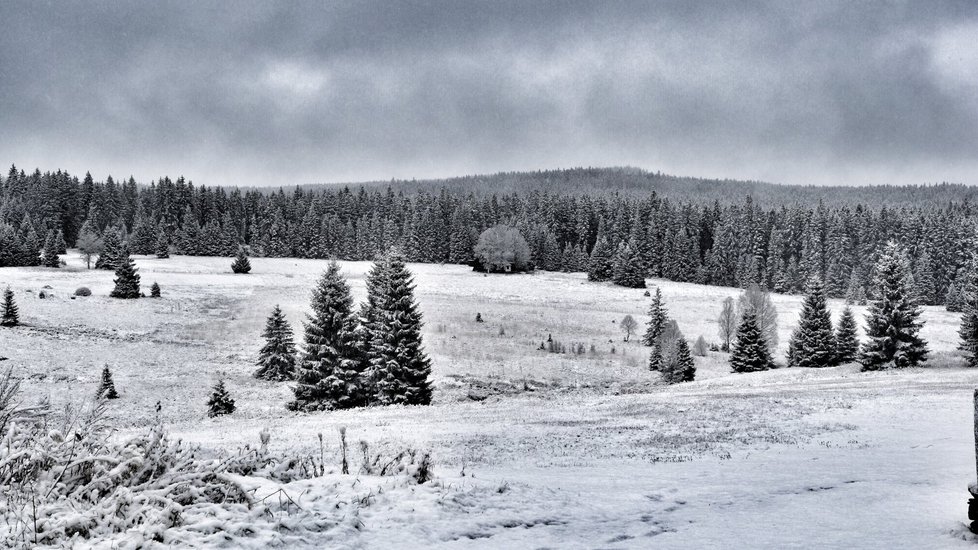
[[369, 253, 433, 406], [231, 246, 252, 274], [109, 251, 141, 299], [42, 229, 61, 268], [1, 287, 19, 327], [289, 261, 364, 411], [587, 237, 614, 282], [730, 309, 773, 373], [860, 242, 928, 370], [648, 342, 664, 371], [787, 277, 838, 368], [958, 268, 978, 368], [661, 337, 696, 384], [255, 305, 298, 381], [611, 241, 647, 288], [207, 380, 236, 417], [642, 287, 668, 346], [155, 228, 170, 259], [96, 366, 119, 399], [835, 305, 859, 364], [95, 227, 124, 270], [150, 281, 161, 298]]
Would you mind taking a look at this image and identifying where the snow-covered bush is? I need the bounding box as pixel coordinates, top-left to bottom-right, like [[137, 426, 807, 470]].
[[73, 287, 91, 297]]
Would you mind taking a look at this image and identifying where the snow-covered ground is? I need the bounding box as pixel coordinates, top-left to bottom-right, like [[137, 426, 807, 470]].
[[1, 253, 977, 548]]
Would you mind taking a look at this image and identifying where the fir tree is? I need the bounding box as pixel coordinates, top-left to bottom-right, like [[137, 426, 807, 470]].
[[150, 281, 161, 298], [730, 309, 773, 372], [231, 246, 252, 274], [109, 251, 141, 299], [42, 230, 61, 268], [1, 287, 19, 327], [289, 261, 364, 411], [255, 305, 298, 381], [787, 277, 838, 368], [369, 253, 433, 406], [207, 380, 236, 417], [642, 287, 668, 346], [835, 305, 859, 364], [860, 242, 929, 370], [96, 366, 119, 399], [648, 341, 664, 371]]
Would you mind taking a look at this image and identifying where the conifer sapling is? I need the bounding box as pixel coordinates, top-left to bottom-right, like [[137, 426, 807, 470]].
[[1, 287, 19, 327], [255, 305, 298, 381], [207, 379, 236, 417]]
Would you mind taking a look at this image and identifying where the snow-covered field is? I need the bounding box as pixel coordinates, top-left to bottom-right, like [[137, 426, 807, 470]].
[[2, 252, 978, 548]]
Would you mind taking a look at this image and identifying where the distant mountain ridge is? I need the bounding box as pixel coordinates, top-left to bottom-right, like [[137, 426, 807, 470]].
[[290, 166, 976, 208]]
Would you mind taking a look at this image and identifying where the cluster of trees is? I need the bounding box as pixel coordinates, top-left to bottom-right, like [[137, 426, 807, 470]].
[[255, 253, 432, 410], [3, 165, 977, 305], [727, 241, 934, 372], [639, 288, 695, 384]]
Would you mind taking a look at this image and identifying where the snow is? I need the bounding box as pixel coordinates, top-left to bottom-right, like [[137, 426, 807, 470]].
[[1, 252, 978, 547]]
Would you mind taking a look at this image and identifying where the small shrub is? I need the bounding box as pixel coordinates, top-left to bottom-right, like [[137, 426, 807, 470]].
[[693, 335, 708, 357], [498, 326, 505, 336], [74, 287, 92, 297], [150, 282, 161, 298], [38, 290, 48, 299], [475, 312, 484, 323]]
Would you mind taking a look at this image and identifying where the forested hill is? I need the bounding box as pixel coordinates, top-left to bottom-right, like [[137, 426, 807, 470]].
[[2, 164, 977, 313], [299, 167, 977, 208]]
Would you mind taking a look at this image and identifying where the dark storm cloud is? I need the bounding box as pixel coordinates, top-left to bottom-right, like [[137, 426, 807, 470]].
[[1, 0, 977, 187]]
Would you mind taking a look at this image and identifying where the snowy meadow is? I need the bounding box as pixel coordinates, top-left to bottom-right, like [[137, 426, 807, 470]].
[[1, 252, 977, 548]]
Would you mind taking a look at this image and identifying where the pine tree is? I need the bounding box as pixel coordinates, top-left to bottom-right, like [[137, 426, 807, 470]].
[[109, 251, 141, 299], [835, 305, 859, 364], [150, 281, 161, 298], [231, 246, 252, 274], [787, 277, 838, 368], [96, 366, 119, 399], [207, 380, 236, 417], [369, 253, 433, 406], [42, 230, 60, 268], [648, 341, 664, 371], [730, 309, 773, 372], [642, 287, 668, 346], [958, 267, 978, 368], [1, 287, 19, 327], [860, 242, 929, 370], [254, 305, 298, 381], [289, 261, 364, 411]]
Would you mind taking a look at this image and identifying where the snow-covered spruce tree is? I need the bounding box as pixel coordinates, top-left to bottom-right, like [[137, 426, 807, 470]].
[[42, 229, 60, 268], [587, 236, 614, 282], [730, 309, 773, 373], [207, 379, 236, 417], [642, 287, 668, 346], [231, 246, 251, 274], [859, 242, 928, 371], [150, 281, 161, 298], [254, 305, 298, 381], [97, 366, 119, 399], [95, 226, 124, 270], [109, 251, 141, 299], [154, 228, 170, 259], [787, 277, 837, 368], [661, 337, 695, 384], [1, 287, 19, 327], [835, 305, 860, 364], [611, 241, 646, 288], [648, 342, 664, 371], [370, 253, 433, 406], [289, 260, 364, 411], [958, 269, 978, 368]]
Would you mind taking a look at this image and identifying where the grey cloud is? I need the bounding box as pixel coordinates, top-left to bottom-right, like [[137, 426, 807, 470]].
[[1, 0, 977, 187]]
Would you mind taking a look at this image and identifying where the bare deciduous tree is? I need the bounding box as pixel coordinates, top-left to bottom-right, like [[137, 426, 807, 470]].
[[717, 296, 737, 352], [737, 284, 779, 351], [620, 314, 638, 342]]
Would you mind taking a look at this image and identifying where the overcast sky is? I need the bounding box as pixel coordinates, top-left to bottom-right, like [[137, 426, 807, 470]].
[[1, 1, 977, 188]]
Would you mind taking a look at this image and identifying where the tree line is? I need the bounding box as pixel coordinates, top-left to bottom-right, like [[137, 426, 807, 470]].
[[2, 165, 976, 308]]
